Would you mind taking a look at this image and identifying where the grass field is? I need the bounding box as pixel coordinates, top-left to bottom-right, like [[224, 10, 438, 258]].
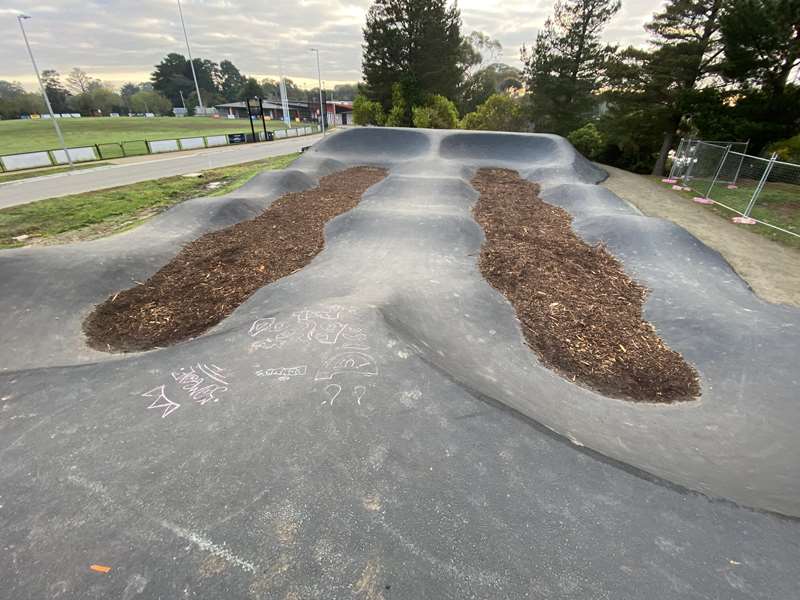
[[0, 117, 308, 156], [0, 152, 300, 248], [666, 177, 800, 249]]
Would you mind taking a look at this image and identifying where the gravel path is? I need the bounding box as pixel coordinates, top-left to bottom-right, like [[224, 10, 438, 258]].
[[600, 164, 800, 306]]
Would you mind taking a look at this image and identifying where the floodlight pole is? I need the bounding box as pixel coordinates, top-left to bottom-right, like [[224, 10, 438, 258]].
[[177, 0, 205, 115], [17, 14, 74, 169], [310, 48, 325, 136]]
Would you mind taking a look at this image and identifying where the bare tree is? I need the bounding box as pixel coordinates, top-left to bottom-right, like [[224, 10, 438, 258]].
[[66, 68, 98, 94]]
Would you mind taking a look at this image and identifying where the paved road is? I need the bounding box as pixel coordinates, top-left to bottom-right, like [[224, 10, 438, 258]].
[[0, 133, 324, 209]]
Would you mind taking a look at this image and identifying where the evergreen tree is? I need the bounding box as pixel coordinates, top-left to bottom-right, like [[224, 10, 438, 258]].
[[219, 60, 246, 102], [720, 0, 800, 96], [238, 77, 263, 100], [362, 0, 465, 124], [643, 0, 727, 174], [522, 0, 620, 135], [41, 70, 70, 113], [151, 53, 221, 105]]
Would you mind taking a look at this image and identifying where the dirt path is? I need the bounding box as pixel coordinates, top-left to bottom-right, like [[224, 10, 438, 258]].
[[600, 164, 800, 307]]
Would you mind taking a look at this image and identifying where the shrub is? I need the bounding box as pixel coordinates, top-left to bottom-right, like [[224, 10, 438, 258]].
[[411, 94, 458, 129], [766, 134, 800, 163], [460, 94, 526, 132], [384, 82, 410, 127], [567, 123, 604, 160], [353, 95, 385, 126]]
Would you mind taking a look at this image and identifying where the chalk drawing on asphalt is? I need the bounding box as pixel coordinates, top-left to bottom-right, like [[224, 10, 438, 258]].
[[142, 385, 181, 418]]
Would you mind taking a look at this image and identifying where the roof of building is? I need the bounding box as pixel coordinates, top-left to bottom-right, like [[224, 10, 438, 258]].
[[215, 99, 353, 111]]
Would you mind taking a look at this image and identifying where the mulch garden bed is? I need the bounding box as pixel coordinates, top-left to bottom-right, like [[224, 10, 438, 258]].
[[471, 168, 700, 402], [84, 166, 387, 352]]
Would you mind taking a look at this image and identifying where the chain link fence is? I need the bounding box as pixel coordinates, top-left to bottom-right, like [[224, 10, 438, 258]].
[[663, 138, 800, 241]]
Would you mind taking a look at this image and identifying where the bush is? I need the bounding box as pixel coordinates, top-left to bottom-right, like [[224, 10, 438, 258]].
[[353, 95, 385, 126], [385, 82, 409, 127], [460, 94, 526, 132], [567, 123, 604, 160], [766, 134, 800, 163], [411, 94, 458, 129], [129, 90, 172, 115]]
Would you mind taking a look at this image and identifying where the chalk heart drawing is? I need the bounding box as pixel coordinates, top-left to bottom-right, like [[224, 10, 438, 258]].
[[142, 385, 180, 418], [171, 363, 230, 405], [314, 352, 378, 381]]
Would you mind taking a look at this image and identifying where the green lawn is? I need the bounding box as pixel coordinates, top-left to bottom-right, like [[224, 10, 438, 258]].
[[0, 117, 311, 156], [0, 152, 300, 248], [666, 177, 800, 249]]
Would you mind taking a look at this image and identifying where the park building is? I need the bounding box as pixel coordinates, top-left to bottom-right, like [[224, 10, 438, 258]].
[[215, 99, 354, 126]]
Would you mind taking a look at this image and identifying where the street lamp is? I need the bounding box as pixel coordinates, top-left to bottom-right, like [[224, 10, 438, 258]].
[[310, 48, 325, 136], [177, 0, 204, 115], [17, 14, 74, 168]]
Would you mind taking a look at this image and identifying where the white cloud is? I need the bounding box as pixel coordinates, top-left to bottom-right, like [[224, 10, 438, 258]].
[[0, 0, 665, 90]]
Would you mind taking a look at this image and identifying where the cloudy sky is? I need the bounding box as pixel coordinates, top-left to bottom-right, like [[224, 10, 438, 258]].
[[1, 0, 665, 91]]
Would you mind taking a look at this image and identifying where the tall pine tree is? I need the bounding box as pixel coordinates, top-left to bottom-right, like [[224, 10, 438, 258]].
[[361, 0, 465, 125], [644, 0, 726, 174], [522, 0, 620, 136], [720, 0, 800, 97]]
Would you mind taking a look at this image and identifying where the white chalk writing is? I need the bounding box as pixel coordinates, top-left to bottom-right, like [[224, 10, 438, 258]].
[[255, 365, 308, 381], [171, 363, 230, 405]]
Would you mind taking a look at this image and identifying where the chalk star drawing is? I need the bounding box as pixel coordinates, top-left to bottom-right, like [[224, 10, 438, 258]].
[[142, 385, 181, 418]]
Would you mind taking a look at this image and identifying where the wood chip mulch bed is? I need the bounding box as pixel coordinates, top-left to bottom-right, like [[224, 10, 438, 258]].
[[471, 168, 700, 403], [84, 166, 387, 352]]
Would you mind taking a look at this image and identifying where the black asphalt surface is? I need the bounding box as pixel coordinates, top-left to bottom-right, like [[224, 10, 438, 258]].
[[1, 128, 798, 599]]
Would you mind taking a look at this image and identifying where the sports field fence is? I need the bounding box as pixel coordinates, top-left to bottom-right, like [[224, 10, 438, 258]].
[[0, 124, 321, 173]]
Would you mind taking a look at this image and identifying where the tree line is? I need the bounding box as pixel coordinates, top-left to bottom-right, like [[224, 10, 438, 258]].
[[0, 55, 358, 120], [355, 0, 800, 174]]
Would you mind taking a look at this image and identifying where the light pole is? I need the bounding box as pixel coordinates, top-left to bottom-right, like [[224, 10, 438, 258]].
[[177, 0, 204, 115], [17, 14, 74, 168], [310, 48, 325, 136]]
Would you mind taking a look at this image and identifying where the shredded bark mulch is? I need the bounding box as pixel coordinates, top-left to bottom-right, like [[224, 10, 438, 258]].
[[84, 166, 387, 352], [471, 168, 700, 402]]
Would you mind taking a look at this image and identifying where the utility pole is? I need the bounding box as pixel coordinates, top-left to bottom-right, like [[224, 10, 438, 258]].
[[278, 51, 291, 126], [179, 89, 187, 111], [17, 14, 74, 168], [328, 82, 337, 127], [310, 48, 325, 136], [177, 0, 204, 115]]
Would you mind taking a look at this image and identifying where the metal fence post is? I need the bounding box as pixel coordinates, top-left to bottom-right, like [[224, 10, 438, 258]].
[[668, 138, 685, 180], [682, 140, 698, 187], [743, 153, 778, 218], [705, 144, 731, 198], [730, 139, 750, 188]]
